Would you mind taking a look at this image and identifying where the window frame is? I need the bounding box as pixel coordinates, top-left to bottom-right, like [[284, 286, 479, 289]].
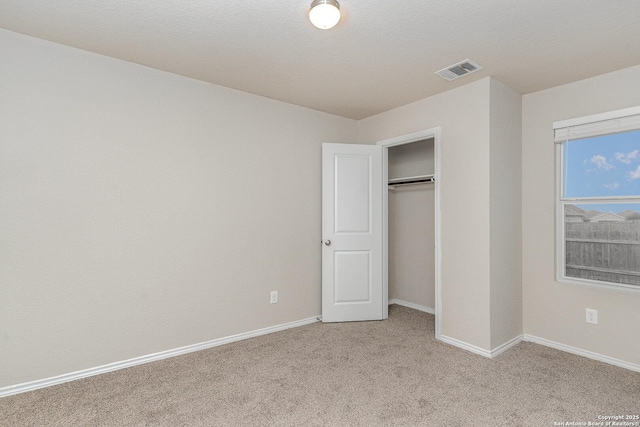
[[555, 106, 640, 293]]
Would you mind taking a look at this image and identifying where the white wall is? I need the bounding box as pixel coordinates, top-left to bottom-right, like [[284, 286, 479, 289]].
[[4, 24, 637, 391], [388, 140, 435, 309], [388, 185, 435, 309], [489, 80, 523, 349], [0, 29, 358, 388], [359, 79, 494, 350], [522, 65, 640, 365], [360, 78, 524, 352]]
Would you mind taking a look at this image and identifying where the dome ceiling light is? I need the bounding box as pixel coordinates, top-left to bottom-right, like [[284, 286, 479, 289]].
[[309, 0, 341, 30]]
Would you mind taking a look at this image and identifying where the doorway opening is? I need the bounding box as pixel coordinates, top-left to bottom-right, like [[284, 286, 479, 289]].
[[378, 128, 441, 339]]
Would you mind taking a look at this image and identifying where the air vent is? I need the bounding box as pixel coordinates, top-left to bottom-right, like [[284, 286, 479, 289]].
[[435, 59, 483, 81]]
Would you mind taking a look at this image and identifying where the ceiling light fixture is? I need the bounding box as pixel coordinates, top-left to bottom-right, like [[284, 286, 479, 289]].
[[309, 0, 341, 30]]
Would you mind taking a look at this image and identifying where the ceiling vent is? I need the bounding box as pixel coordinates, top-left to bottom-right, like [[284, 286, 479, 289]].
[[435, 59, 483, 81]]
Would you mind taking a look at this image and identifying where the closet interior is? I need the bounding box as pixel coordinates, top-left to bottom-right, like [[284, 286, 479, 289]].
[[387, 138, 436, 318]]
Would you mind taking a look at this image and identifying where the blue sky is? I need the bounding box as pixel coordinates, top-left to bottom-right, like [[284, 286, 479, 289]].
[[563, 129, 640, 212]]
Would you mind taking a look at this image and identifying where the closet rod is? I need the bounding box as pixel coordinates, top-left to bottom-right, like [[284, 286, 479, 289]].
[[388, 176, 435, 190]]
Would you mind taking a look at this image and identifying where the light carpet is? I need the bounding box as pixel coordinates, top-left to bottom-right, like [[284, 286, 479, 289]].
[[2, 305, 639, 426]]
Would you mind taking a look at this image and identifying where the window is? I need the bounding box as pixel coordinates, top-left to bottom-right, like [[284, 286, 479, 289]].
[[555, 107, 640, 291]]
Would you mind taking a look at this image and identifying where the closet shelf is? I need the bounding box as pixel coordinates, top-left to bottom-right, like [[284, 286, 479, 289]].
[[388, 174, 434, 190]]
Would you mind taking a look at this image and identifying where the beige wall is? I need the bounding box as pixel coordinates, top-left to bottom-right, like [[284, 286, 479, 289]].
[[489, 80, 523, 349], [360, 78, 524, 352], [4, 25, 638, 391], [359, 79, 494, 350], [522, 65, 640, 365], [0, 29, 358, 388], [388, 140, 435, 309], [388, 185, 435, 309]]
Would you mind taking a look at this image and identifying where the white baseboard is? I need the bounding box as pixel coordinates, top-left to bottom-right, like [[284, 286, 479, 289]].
[[523, 334, 640, 373], [439, 334, 524, 359], [389, 299, 435, 315], [439, 335, 493, 358], [389, 299, 522, 358], [6, 317, 637, 398], [490, 334, 524, 358], [388, 299, 639, 371], [0, 316, 320, 398]]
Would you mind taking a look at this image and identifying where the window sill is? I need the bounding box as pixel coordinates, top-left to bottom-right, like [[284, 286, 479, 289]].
[[558, 275, 640, 294]]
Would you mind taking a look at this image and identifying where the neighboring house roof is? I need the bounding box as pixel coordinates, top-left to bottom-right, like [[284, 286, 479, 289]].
[[590, 212, 626, 222], [564, 205, 640, 221], [565, 205, 587, 222], [565, 204, 586, 216], [585, 210, 604, 219]]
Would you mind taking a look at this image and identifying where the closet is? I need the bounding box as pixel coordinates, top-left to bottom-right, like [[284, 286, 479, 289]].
[[387, 138, 436, 318]]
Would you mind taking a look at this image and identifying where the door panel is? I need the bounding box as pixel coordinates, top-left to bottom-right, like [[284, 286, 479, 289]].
[[335, 155, 371, 233], [322, 143, 383, 322], [334, 251, 371, 303]]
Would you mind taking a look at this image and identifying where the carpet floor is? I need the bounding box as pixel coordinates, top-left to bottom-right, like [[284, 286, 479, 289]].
[[2, 305, 639, 426]]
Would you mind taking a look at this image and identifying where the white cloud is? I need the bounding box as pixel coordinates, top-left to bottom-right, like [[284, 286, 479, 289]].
[[615, 150, 639, 164], [628, 165, 640, 180], [590, 155, 614, 171], [603, 182, 619, 190]]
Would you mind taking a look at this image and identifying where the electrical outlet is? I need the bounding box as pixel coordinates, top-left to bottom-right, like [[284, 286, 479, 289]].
[[270, 291, 278, 304], [586, 308, 598, 325]]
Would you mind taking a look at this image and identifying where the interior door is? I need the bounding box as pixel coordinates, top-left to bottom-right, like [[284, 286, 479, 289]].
[[322, 143, 383, 322]]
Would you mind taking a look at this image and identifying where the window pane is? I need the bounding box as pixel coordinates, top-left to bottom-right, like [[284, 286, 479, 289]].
[[564, 203, 640, 286], [563, 129, 640, 198]]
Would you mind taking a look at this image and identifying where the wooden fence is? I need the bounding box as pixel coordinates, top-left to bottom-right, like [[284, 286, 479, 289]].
[[565, 221, 640, 286]]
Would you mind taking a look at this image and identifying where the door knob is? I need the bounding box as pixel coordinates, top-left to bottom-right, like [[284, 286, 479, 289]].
[[324, 239, 331, 246]]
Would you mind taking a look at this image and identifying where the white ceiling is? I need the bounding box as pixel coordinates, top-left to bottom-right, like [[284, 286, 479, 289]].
[[1, 0, 639, 120]]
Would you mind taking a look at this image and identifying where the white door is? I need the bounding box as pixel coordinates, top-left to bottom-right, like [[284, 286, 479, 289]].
[[322, 143, 383, 322]]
